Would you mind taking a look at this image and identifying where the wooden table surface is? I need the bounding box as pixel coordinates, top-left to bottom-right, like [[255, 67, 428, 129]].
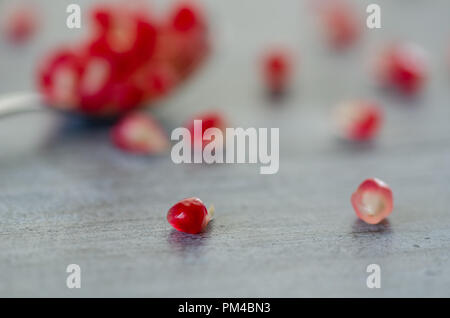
[[1, 0, 449, 297]]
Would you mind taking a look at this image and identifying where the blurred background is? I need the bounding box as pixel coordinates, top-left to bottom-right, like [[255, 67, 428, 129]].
[[0, 0, 449, 297]]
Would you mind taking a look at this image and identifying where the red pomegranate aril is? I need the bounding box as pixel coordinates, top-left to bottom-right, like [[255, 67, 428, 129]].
[[375, 43, 428, 94], [351, 178, 393, 224], [186, 111, 227, 150], [3, 5, 39, 44], [77, 56, 115, 115], [263, 49, 292, 94], [80, 80, 144, 117], [319, 0, 360, 49], [109, 81, 144, 114], [172, 5, 198, 32], [88, 6, 157, 79], [111, 112, 169, 154], [334, 100, 383, 141], [170, 1, 207, 33], [139, 63, 178, 99], [38, 48, 84, 109], [165, 1, 209, 78], [79, 57, 111, 96], [167, 197, 214, 234]]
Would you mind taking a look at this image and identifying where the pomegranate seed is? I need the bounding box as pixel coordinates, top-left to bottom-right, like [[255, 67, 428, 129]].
[[88, 5, 157, 79], [167, 197, 214, 234], [351, 178, 393, 224], [77, 55, 144, 116], [172, 4, 200, 32], [2, 5, 39, 44], [111, 112, 169, 154], [38, 48, 84, 110], [108, 81, 144, 114], [165, 1, 209, 78], [78, 56, 112, 109], [170, 1, 207, 34], [333, 100, 383, 141], [138, 63, 178, 99], [374, 43, 428, 94], [318, 0, 360, 49], [186, 111, 227, 150], [262, 49, 292, 95]]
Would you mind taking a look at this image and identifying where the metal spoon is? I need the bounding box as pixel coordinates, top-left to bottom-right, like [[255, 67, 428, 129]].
[[0, 92, 47, 118]]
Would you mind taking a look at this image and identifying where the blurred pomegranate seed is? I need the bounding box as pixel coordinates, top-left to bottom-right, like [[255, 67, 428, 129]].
[[167, 197, 214, 234], [38, 48, 85, 110], [172, 4, 200, 32], [111, 112, 169, 154], [186, 111, 227, 150], [2, 4, 39, 44], [77, 56, 144, 116], [262, 49, 292, 95], [78, 56, 112, 112], [334, 100, 383, 141], [374, 43, 428, 94], [108, 81, 145, 114], [88, 5, 157, 79], [318, 0, 360, 49], [165, 1, 209, 78], [138, 63, 178, 100], [351, 178, 393, 224]]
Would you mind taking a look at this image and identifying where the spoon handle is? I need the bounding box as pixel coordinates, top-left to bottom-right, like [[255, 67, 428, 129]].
[[0, 92, 47, 118]]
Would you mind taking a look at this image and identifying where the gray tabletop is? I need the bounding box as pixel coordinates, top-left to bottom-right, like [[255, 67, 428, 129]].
[[1, 0, 450, 297]]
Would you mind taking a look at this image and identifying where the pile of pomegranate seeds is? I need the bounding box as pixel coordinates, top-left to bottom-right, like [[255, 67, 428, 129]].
[[2, 4, 39, 44], [262, 49, 293, 95], [167, 197, 214, 234], [37, 1, 209, 117], [317, 0, 361, 49], [185, 111, 227, 150], [374, 43, 428, 94], [333, 100, 383, 141], [351, 178, 393, 224], [111, 112, 169, 155]]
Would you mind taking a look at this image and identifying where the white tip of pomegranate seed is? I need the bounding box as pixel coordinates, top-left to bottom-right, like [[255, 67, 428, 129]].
[[372, 177, 388, 188], [207, 204, 215, 220], [80, 58, 111, 96], [360, 191, 386, 216]]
